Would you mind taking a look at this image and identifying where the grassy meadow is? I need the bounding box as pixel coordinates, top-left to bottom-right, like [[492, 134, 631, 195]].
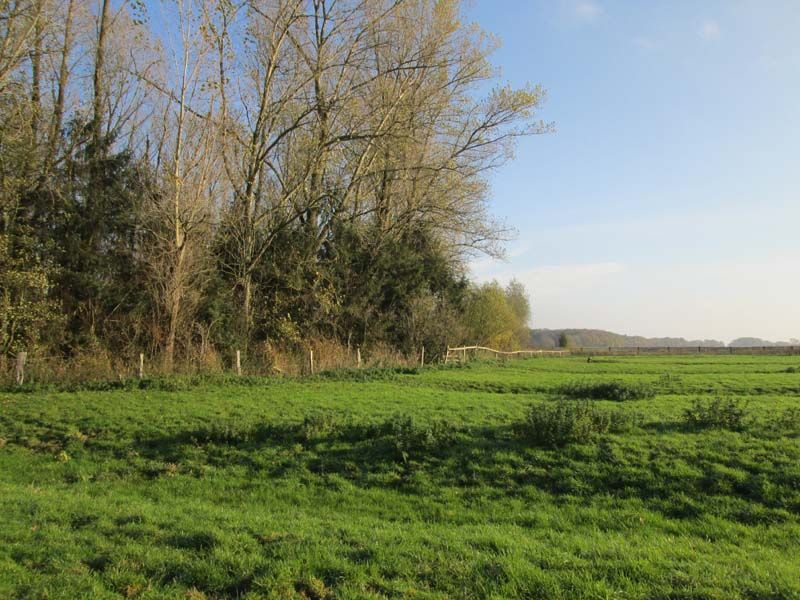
[[1, 355, 799, 599]]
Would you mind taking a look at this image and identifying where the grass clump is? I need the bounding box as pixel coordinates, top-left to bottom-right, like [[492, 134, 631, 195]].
[[555, 379, 656, 401], [299, 411, 349, 442], [383, 415, 460, 462], [764, 407, 800, 437], [520, 399, 633, 447], [683, 397, 750, 431]]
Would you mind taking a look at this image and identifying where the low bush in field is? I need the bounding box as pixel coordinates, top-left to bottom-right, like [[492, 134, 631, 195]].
[[519, 399, 633, 447], [182, 411, 461, 465], [764, 407, 800, 437], [555, 380, 656, 401], [382, 416, 460, 462], [298, 411, 353, 442], [682, 397, 750, 431]]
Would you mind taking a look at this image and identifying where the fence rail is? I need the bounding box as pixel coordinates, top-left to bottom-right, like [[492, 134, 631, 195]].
[[445, 344, 800, 363], [445, 345, 569, 363], [2, 344, 798, 388]]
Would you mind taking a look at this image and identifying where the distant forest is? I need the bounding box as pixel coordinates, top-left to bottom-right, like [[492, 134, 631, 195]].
[[0, 0, 547, 368], [531, 329, 800, 349]]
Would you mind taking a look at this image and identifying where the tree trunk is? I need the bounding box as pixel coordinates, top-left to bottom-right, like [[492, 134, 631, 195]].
[[242, 272, 253, 344], [92, 0, 111, 155], [29, 11, 42, 138], [46, 0, 75, 172]]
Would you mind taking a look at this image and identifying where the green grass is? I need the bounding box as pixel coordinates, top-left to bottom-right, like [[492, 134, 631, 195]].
[[1, 355, 799, 599]]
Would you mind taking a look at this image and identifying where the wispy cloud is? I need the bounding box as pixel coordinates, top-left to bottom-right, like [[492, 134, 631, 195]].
[[573, 1, 602, 23], [698, 20, 721, 41], [518, 262, 625, 293], [471, 260, 626, 293]]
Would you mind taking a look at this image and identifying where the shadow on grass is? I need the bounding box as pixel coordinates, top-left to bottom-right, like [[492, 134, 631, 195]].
[[130, 416, 800, 526]]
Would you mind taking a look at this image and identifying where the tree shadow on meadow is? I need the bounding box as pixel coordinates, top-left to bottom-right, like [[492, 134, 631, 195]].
[[131, 413, 799, 526]]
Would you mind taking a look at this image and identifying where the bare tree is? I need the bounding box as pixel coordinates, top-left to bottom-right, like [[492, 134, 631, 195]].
[[43, 0, 75, 171], [352, 0, 550, 257], [212, 0, 315, 341], [0, 0, 44, 90], [141, 0, 222, 368], [91, 0, 110, 154]]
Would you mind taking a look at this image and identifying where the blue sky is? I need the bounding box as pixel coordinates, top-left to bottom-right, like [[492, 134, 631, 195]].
[[465, 0, 800, 342]]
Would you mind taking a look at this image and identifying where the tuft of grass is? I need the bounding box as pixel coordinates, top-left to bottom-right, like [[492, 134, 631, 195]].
[[764, 407, 800, 437], [683, 397, 750, 431], [382, 415, 460, 462], [554, 379, 656, 401], [519, 399, 633, 447]]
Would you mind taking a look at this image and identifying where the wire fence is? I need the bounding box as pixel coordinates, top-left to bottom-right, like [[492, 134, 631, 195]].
[[445, 345, 569, 363], [2, 343, 797, 388], [0, 343, 425, 388], [566, 346, 800, 356], [444, 344, 800, 363]]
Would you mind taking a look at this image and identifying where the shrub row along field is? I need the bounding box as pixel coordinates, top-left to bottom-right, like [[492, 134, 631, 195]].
[[1, 356, 799, 599]]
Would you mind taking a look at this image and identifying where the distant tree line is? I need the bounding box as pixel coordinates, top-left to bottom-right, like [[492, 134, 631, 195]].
[[728, 337, 800, 348], [0, 0, 546, 367], [533, 330, 799, 349], [533, 330, 726, 349]]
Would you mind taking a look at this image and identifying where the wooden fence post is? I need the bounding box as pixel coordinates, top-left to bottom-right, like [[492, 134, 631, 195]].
[[15, 351, 26, 386], [444, 346, 450, 364], [356, 347, 361, 369], [309, 349, 314, 375], [420, 346, 425, 367], [138, 353, 144, 379], [236, 350, 242, 376]]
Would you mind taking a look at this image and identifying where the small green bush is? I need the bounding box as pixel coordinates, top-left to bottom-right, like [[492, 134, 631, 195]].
[[383, 415, 459, 462], [555, 380, 656, 401], [764, 407, 800, 437], [682, 397, 750, 431], [520, 399, 633, 447], [299, 412, 347, 442]]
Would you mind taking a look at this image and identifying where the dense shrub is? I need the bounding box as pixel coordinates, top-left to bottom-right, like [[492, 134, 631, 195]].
[[682, 397, 750, 431], [520, 399, 633, 447], [555, 380, 656, 401]]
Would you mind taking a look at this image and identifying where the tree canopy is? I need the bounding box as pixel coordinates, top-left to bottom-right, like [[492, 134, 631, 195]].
[[0, 0, 544, 367]]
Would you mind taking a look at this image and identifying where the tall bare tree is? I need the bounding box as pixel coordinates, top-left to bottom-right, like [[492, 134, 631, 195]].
[[0, 0, 44, 90], [212, 0, 314, 341], [142, 0, 222, 368]]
